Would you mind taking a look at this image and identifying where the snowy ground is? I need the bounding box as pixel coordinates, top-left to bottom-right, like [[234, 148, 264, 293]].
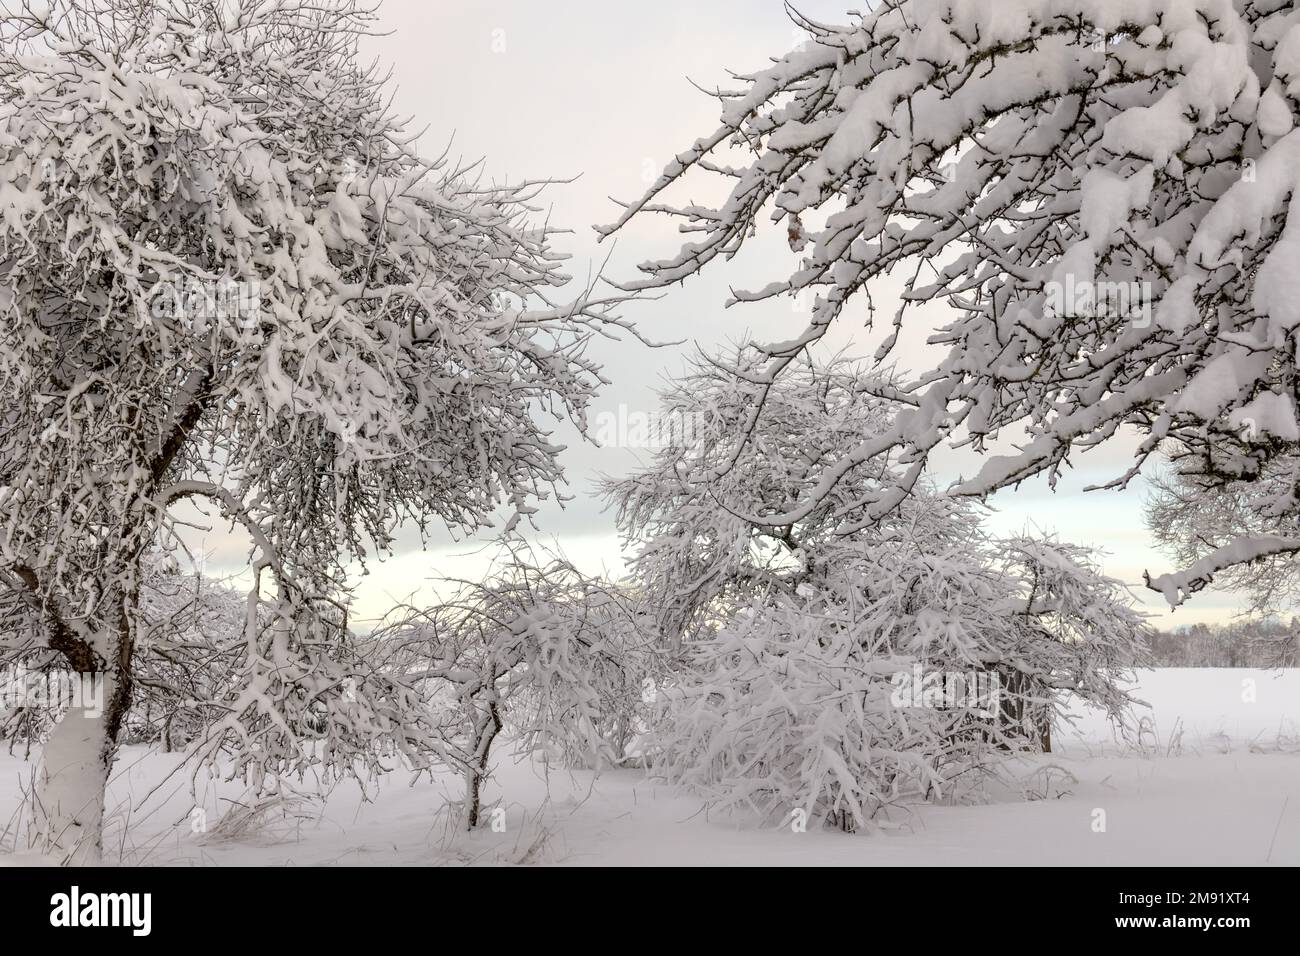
[[1, 668, 1297, 866]]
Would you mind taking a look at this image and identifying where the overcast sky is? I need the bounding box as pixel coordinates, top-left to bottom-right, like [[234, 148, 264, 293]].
[[188, 0, 1249, 629]]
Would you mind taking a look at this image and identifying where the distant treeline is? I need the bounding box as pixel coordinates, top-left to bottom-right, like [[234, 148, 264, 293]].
[[1147, 619, 1300, 668]]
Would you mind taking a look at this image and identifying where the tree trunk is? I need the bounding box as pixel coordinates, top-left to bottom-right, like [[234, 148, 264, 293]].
[[28, 680, 115, 864], [27, 595, 136, 864], [994, 667, 1052, 753], [465, 699, 502, 830]]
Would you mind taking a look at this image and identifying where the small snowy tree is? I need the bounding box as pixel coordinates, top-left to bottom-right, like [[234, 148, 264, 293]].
[[0, 0, 629, 862], [374, 549, 660, 829], [599, 0, 1300, 604], [609, 352, 1149, 830]]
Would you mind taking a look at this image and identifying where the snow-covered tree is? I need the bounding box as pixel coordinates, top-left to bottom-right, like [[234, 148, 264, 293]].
[[0, 0, 629, 862], [608, 352, 1150, 830], [374, 549, 660, 828], [599, 0, 1300, 606], [606, 349, 915, 643]]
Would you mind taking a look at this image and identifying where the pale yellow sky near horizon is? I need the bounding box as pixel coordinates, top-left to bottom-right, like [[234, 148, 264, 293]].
[[182, 0, 1260, 631]]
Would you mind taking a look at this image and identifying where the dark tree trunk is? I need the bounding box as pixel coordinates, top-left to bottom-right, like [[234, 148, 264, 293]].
[[465, 699, 502, 830]]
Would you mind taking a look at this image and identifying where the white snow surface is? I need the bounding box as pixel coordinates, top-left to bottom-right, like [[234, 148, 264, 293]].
[[1, 668, 1297, 866]]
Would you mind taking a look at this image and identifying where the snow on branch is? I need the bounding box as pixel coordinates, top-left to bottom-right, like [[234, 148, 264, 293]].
[[1144, 534, 1300, 608], [600, 0, 1300, 595]]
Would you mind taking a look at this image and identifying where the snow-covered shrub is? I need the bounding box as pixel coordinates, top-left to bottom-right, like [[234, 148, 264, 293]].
[[609, 353, 1150, 830], [600, 0, 1300, 606], [656, 530, 1150, 832]]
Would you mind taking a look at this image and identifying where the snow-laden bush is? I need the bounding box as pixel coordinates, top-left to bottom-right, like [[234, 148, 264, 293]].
[[609, 352, 1150, 830], [656, 529, 1149, 832]]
